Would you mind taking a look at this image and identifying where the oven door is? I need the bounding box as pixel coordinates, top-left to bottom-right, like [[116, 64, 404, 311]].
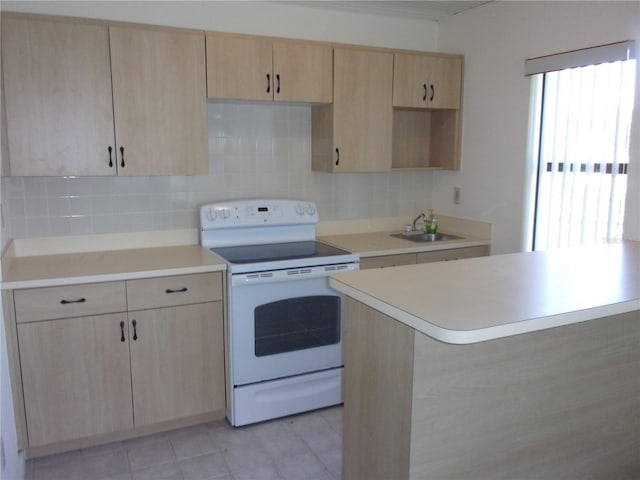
[[228, 266, 351, 386]]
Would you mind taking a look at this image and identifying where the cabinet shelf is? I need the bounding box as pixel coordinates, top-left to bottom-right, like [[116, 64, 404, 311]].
[[391, 108, 461, 171]]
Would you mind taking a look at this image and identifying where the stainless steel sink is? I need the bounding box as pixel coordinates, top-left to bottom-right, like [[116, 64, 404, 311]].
[[390, 232, 462, 243]]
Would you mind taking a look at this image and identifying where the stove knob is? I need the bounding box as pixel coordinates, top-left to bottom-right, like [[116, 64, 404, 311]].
[[207, 208, 218, 221], [222, 208, 231, 219], [305, 204, 316, 216], [295, 204, 305, 216]]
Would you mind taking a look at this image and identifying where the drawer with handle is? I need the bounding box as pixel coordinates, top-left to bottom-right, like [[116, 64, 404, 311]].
[[126, 272, 223, 311], [13, 282, 127, 323]]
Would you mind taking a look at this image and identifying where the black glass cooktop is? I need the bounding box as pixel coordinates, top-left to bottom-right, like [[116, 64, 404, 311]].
[[210, 241, 351, 265]]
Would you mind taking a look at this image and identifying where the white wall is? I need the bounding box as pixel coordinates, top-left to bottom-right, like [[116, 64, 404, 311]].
[[1, 0, 438, 51], [436, 0, 640, 254], [624, 63, 640, 241]]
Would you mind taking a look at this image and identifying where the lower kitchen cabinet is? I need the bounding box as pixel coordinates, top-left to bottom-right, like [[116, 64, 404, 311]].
[[18, 313, 134, 447], [360, 253, 417, 270], [129, 302, 225, 427], [360, 246, 490, 270], [10, 272, 226, 452], [416, 245, 489, 263]]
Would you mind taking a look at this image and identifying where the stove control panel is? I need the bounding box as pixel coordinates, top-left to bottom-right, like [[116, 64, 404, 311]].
[[200, 199, 319, 231], [295, 203, 316, 216], [203, 206, 231, 222], [246, 204, 283, 218]]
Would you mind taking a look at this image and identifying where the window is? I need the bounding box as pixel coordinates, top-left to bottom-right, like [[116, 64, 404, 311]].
[[525, 42, 636, 251]]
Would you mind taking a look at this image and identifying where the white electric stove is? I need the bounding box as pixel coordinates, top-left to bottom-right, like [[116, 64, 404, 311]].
[[200, 199, 359, 426]]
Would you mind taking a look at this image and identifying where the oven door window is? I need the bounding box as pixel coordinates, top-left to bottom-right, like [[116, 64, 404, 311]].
[[254, 295, 340, 357]]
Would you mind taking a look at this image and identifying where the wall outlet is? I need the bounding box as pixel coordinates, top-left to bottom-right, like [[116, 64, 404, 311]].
[[453, 187, 461, 205]]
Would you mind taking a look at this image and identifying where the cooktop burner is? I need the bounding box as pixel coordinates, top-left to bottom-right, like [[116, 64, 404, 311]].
[[210, 240, 350, 265]]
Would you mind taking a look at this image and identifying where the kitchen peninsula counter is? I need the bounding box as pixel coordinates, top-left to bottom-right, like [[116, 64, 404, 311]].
[[330, 242, 639, 343], [330, 242, 640, 479]]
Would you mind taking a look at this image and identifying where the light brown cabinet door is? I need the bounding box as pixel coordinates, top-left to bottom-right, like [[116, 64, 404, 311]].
[[18, 313, 133, 447], [393, 53, 429, 109], [14, 281, 127, 323], [425, 56, 462, 109], [129, 302, 225, 427], [272, 42, 332, 103], [110, 26, 208, 175], [1, 17, 116, 176], [126, 272, 223, 311], [206, 34, 332, 104], [393, 53, 461, 110], [206, 34, 273, 101], [332, 48, 393, 172]]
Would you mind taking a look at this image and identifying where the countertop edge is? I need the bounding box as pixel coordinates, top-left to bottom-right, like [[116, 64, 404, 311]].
[[1, 264, 227, 290], [329, 277, 640, 345]]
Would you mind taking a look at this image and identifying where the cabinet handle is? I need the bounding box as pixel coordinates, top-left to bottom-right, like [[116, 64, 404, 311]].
[[276, 74, 280, 94], [108, 146, 113, 168], [165, 287, 188, 294], [423, 84, 427, 101], [132, 319, 138, 341], [120, 321, 125, 342], [335, 148, 340, 166], [430, 84, 435, 102], [60, 298, 86, 305], [266, 73, 271, 93], [119, 146, 125, 168]]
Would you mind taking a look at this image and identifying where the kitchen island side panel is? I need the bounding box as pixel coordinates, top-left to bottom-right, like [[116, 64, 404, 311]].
[[410, 310, 640, 479], [343, 298, 415, 480]]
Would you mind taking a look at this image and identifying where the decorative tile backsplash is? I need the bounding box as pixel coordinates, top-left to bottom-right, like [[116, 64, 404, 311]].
[[1, 103, 433, 239]]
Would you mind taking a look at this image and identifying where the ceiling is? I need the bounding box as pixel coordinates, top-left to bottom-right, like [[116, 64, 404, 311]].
[[279, 1, 492, 22]]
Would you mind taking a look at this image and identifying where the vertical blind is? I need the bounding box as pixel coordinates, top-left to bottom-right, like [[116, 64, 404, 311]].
[[525, 42, 636, 250]]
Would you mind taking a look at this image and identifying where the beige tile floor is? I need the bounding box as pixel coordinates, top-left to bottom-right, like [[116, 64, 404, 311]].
[[25, 406, 343, 480]]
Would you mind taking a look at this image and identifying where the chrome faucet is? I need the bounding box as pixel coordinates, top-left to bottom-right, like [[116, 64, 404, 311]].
[[412, 213, 427, 230]]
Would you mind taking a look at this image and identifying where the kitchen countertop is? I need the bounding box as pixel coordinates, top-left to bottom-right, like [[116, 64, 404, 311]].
[[330, 241, 640, 344], [1, 215, 491, 289], [319, 230, 490, 257], [2, 244, 226, 289]]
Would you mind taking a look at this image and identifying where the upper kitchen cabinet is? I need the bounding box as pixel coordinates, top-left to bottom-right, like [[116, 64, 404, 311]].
[[206, 33, 332, 103], [109, 26, 208, 175], [312, 48, 393, 172], [393, 53, 462, 109], [2, 16, 116, 176], [1, 15, 208, 176], [391, 52, 463, 171]]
